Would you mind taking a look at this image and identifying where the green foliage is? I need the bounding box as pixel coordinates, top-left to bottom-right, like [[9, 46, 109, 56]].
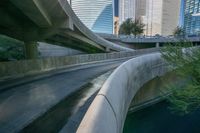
[[161, 41, 200, 115], [0, 35, 25, 61], [168, 83, 200, 115], [119, 18, 145, 36], [173, 26, 185, 37]]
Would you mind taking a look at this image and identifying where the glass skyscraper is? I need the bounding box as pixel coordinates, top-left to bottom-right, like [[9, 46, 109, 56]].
[[184, 0, 200, 35], [69, 0, 114, 34]]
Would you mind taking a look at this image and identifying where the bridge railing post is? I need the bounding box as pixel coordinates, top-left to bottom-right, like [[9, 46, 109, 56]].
[[24, 41, 38, 59]]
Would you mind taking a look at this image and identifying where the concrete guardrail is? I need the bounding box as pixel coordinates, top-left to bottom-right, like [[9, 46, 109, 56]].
[[0, 48, 159, 80]]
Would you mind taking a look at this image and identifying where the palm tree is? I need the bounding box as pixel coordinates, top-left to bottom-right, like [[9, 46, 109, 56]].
[[119, 18, 145, 36]]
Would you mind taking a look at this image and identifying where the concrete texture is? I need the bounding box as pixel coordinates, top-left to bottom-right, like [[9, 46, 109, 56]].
[[77, 53, 170, 133], [58, 0, 133, 51], [0, 48, 159, 81], [38, 42, 84, 57], [59, 71, 113, 133], [129, 72, 181, 112], [1, 0, 132, 52], [0, 59, 128, 133]]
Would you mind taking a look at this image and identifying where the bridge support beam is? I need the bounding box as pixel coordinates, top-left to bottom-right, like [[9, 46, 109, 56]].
[[24, 42, 38, 59], [156, 42, 160, 48]]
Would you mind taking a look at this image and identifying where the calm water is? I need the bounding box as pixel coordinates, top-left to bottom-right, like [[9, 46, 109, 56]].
[[123, 101, 200, 133]]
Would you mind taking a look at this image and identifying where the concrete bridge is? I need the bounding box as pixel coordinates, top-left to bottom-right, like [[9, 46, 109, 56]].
[[98, 33, 200, 48], [75, 46, 198, 133], [0, 0, 132, 59], [77, 52, 171, 133], [0, 47, 190, 133], [0, 48, 159, 133], [0, 1, 193, 132]]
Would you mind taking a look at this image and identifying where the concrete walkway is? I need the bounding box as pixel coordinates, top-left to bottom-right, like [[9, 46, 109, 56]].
[[0, 58, 129, 133]]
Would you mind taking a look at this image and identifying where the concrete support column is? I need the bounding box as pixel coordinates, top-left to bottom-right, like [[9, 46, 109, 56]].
[[156, 42, 160, 48], [68, 17, 74, 30], [106, 47, 110, 52], [24, 41, 38, 59]]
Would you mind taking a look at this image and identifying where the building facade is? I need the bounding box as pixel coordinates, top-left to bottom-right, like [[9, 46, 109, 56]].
[[69, 0, 114, 34], [119, 0, 181, 36], [114, 17, 120, 34], [119, 0, 136, 25], [143, 0, 181, 36], [184, 0, 200, 35]]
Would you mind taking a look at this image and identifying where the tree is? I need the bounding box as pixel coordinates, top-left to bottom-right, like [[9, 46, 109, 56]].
[[131, 19, 145, 36], [161, 41, 200, 115], [119, 18, 133, 35], [119, 18, 145, 36], [173, 26, 185, 37]]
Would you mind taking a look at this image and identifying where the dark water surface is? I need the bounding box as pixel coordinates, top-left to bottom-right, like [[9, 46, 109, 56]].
[[123, 101, 200, 133]]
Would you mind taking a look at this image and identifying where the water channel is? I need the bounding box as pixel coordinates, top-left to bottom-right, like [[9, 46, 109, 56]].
[[123, 101, 200, 133], [123, 72, 200, 133]]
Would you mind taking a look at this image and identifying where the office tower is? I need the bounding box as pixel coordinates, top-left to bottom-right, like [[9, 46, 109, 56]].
[[143, 0, 181, 36], [119, 0, 136, 25], [119, 0, 181, 36], [184, 0, 200, 35], [70, 0, 114, 34]]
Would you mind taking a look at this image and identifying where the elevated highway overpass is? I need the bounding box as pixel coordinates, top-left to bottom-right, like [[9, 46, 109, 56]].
[[98, 33, 200, 49], [0, 0, 132, 58]]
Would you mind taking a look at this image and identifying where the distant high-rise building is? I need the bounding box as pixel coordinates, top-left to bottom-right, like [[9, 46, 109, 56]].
[[135, 0, 146, 19], [143, 0, 181, 36], [114, 17, 120, 35], [184, 0, 200, 35], [119, 0, 136, 25], [70, 0, 114, 34], [119, 0, 181, 36]]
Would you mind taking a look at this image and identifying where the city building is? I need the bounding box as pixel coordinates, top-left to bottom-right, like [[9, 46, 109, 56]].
[[143, 0, 181, 36], [119, 0, 136, 25], [69, 0, 114, 34], [184, 0, 200, 35], [118, 0, 181, 36], [114, 17, 120, 35]]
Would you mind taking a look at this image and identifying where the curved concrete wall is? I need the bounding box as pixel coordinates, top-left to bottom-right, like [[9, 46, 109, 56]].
[[77, 53, 170, 133], [0, 48, 159, 81], [58, 0, 133, 52]]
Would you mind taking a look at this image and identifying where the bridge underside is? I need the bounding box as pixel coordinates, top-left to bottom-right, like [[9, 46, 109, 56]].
[[0, 0, 108, 57]]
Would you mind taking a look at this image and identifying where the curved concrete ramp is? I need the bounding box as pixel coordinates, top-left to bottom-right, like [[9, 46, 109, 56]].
[[77, 53, 170, 133], [57, 0, 132, 52], [1, 0, 132, 52]]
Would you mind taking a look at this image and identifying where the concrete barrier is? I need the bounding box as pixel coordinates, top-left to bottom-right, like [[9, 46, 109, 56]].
[[77, 52, 170, 133], [0, 48, 159, 80]]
